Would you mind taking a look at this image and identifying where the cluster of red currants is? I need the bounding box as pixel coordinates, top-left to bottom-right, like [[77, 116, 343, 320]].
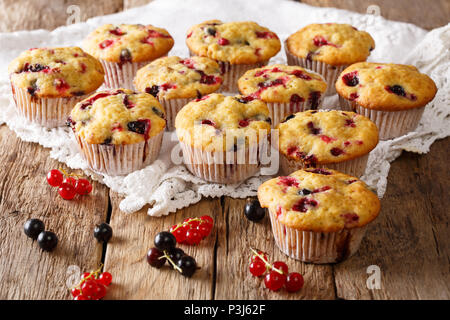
[[46, 169, 92, 200], [249, 248, 304, 293], [71, 266, 112, 300], [169, 215, 213, 245]]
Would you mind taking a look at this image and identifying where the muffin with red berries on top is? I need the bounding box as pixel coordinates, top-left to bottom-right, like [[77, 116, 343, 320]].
[[285, 23, 374, 96], [134, 56, 223, 130], [258, 168, 380, 263], [336, 62, 437, 140], [67, 88, 166, 176], [238, 64, 327, 127], [276, 110, 378, 178], [175, 93, 271, 184], [83, 24, 174, 90], [8, 47, 104, 128], [186, 20, 281, 93]]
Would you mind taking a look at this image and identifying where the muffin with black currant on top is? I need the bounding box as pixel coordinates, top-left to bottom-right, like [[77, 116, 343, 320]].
[[238, 64, 327, 127], [8, 47, 104, 128], [285, 23, 374, 95], [336, 62, 437, 140], [67, 88, 166, 176], [186, 20, 281, 93], [83, 24, 174, 89], [134, 56, 223, 130]]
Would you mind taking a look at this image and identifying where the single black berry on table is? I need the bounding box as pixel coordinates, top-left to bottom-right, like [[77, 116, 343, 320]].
[[168, 247, 185, 264], [244, 199, 266, 222], [24, 218, 45, 240], [147, 247, 166, 268], [154, 231, 176, 251], [176, 255, 197, 277], [37, 231, 58, 252], [94, 223, 113, 243]]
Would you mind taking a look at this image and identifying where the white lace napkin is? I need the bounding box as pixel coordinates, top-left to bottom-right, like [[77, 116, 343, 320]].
[[0, 0, 448, 216]]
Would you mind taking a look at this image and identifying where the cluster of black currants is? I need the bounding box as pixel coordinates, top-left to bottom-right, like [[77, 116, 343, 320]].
[[24, 218, 58, 252], [147, 231, 197, 277]]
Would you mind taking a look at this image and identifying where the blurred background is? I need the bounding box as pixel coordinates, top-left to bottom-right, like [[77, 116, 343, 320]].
[[0, 0, 448, 32]]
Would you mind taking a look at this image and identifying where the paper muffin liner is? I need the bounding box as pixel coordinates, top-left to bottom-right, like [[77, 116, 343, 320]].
[[339, 96, 425, 140], [179, 141, 262, 184], [266, 96, 324, 128], [100, 59, 149, 90], [280, 153, 369, 178], [11, 85, 88, 128], [74, 131, 164, 176], [285, 45, 347, 96], [217, 60, 269, 93], [159, 97, 191, 131], [268, 207, 368, 263]]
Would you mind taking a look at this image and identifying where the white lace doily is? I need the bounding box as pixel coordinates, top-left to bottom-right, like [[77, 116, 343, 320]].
[[0, 0, 448, 216]]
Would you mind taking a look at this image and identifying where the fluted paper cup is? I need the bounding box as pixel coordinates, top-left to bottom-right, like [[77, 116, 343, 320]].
[[100, 59, 149, 90], [11, 85, 88, 128], [217, 60, 269, 93], [74, 131, 164, 176], [159, 97, 191, 131], [267, 96, 324, 128], [268, 207, 368, 263], [339, 96, 425, 140]]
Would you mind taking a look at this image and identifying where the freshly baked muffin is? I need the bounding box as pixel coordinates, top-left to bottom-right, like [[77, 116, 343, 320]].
[[258, 168, 380, 263], [186, 20, 281, 92], [83, 24, 174, 89], [68, 88, 166, 176], [237, 64, 327, 127], [276, 110, 378, 177], [285, 23, 374, 95], [336, 62, 437, 140], [175, 93, 271, 184], [8, 47, 104, 127], [134, 56, 223, 130]]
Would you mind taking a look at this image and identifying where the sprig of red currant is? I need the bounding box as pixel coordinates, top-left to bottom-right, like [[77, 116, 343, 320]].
[[169, 215, 213, 245], [70, 264, 112, 300], [249, 248, 304, 293], [46, 168, 92, 200]]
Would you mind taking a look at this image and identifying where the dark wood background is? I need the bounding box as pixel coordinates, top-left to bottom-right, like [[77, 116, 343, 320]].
[[0, 0, 448, 300]]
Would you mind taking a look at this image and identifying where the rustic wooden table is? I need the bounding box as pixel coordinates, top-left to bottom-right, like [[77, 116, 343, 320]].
[[0, 0, 448, 300]]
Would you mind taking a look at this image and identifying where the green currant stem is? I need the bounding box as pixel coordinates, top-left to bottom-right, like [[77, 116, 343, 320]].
[[171, 217, 205, 232], [250, 247, 284, 275], [162, 250, 182, 273], [71, 263, 104, 294]]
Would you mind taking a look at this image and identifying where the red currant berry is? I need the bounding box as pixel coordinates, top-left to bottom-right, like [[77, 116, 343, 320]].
[[249, 260, 266, 277], [75, 178, 92, 195], [63, 177, 77, 186], [285, 272, 304, 293], [170, 225, 188, 243], [58, 182, 76, 200], [74, 294, 89, 300], [200, 215, 214, 226], [272, 261, 288, 275], [197, 223, 212, 238], [80, 279, 98, 296], [185, 228, 202, 245], [264, 271, 286, 291], [251, 251, 268, 264], [92, 283, 107, 300], [46, 169, 63, 187], [71, 287, 81, 297], [98, 272, 112, 286], [81, 272, 93, 280], [187, 219, 200, 229]]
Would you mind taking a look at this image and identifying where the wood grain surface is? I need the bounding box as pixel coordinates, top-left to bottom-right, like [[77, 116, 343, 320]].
[[0, 0, 448, 300]]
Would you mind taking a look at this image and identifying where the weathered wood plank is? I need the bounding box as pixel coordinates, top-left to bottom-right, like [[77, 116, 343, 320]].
[[0, 0, 124, 32], [334, 138, 450, 300], [214, 198, 336, 300], [103, 192, 221, 300], [0, 125, 109, 299], [300, 0, 449, 30]]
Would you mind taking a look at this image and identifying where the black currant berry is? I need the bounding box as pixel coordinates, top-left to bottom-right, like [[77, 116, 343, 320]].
[[168, 248, 185, 264], [244, 199, 266, 222], [154, 231, 176, 251], [94, 223, 113, 243], [37, 231, 58, 252], [177, 255, 197, 277], [24, 218, 45, 240], [147, 247, 166, 268]]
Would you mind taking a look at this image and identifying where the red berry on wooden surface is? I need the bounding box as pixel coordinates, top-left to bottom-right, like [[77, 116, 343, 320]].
[[272, 261, 288, 275], [58, 182, 76, 200], [98, 272, 112, 286], [80, 279, 98, 297], [74, 294, 89, 300], [71, 287, 81, 298], [285, 272, 304, 293], [200, 215, 214, 226], [46, 169, 63, 187], [264, 270, 286, 291], [63, 177, 77, 186], [185, 228, 202, 245], [75, 178, 92, 195], [170, 224, 188, 243], [249, 260, 266, 277]]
